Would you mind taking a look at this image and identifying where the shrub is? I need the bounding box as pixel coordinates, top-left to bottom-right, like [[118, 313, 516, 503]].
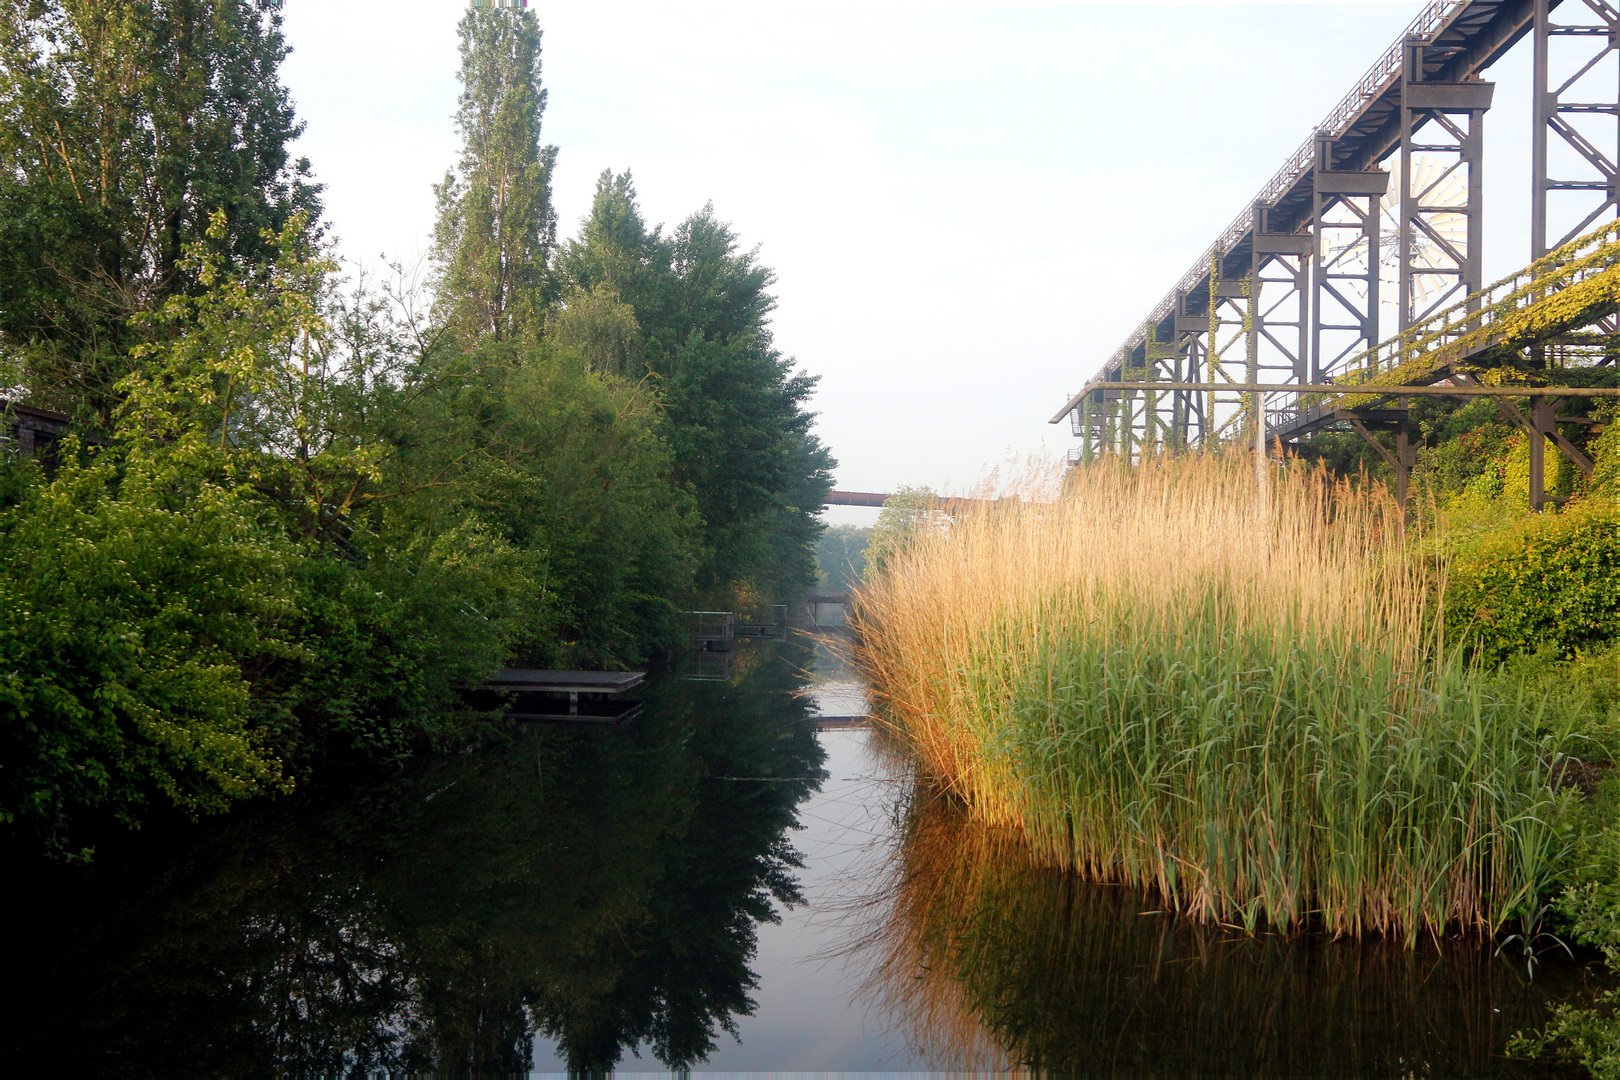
[[1447, 500, 1620, 664], [0, 455, 294, 855]]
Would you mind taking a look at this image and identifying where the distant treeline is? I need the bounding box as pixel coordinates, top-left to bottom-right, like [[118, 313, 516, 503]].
[[0, 2, 831, 856]]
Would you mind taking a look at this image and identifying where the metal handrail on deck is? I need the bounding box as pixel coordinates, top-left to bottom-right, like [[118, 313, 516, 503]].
[[1340, 222, 1620, 383], [1259, 219, 1620, 429]]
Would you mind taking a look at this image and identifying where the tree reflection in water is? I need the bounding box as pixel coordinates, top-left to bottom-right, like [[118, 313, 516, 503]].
[[850, 786, 1603, 1077], [3, 644, 825, 1076]]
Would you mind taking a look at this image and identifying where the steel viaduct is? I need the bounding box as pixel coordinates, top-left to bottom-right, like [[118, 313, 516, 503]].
[[1051, 0, 1620, 510]]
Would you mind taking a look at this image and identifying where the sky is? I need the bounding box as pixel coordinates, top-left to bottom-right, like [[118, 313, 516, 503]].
[[277, 0, 1551, 521]]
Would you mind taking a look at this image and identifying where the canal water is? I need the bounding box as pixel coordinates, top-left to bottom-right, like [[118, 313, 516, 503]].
[[0, 636, 1605, 1076]]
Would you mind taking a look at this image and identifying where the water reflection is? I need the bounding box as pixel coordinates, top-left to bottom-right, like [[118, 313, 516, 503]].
[[4, 640, 1609, 1077], [853, 788, 1602, 1077], [3, 644, 825, 1075]]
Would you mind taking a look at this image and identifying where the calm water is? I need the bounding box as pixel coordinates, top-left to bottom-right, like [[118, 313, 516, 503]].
[[0, 637, 1605, 1076]]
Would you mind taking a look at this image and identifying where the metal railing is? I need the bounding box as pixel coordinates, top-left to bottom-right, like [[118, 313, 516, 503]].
[[1317, 218, 1620, 395], [1104, 216, 1620, 437]]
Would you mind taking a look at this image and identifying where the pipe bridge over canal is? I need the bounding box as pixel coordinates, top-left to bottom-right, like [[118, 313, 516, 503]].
[[1053, 0, 1620, 509]]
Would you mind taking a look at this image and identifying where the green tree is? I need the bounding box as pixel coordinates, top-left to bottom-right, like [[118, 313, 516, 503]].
[[556, 175, 834, 602], [432, 6, 556, 347], [0, 213, 557, 849], [460, 352, 700, 668], [815, 524, 870, 591], [546, 284, 643, 379], [0, 0, 321, 423], [864, 486, 940, 577]]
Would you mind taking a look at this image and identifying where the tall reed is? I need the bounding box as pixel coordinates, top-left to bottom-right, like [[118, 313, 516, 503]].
[[852, 452, 1572, 939]]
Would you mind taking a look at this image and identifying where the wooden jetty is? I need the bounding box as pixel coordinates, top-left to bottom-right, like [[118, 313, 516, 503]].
[[474, 669, 646, 724], [811, 715, 870, 731], [484, 670, 645, 693]]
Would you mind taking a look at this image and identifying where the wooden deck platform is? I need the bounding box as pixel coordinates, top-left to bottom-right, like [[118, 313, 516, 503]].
[[466, 669, 647, 725], [506, 699, 645, 725], [483, 669, 645, 693], [811, 715, 870, 731]]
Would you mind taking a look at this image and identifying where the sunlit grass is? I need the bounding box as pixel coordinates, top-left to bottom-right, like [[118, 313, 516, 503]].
[[851, 452, 1573, 940]]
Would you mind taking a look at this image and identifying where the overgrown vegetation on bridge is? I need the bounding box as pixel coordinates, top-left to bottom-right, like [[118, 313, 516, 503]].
[[0, 2, 831, 856]]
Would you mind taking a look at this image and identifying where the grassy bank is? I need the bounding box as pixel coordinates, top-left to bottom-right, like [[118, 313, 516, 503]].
[[852, 453, 1574, 939]]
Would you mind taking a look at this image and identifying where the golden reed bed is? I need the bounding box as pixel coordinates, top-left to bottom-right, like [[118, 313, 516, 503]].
[[851, 453, 1571, 940]]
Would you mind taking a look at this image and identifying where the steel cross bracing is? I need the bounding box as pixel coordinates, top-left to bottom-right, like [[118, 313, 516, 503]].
[[1533, 0, 1620, 258], [1057, 0, 1620, 464], [1060, 218, 1620, 508]]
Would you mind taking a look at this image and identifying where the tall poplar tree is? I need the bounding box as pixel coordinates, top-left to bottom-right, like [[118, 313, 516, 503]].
[[432, 6, 556, 347], [0, 0, 321, 421]]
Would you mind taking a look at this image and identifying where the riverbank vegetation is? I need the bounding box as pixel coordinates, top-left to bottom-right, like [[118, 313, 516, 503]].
[[854, 453, 1574, 939], [853, 394, 1620, 1069], [0, 2, 831, 856]]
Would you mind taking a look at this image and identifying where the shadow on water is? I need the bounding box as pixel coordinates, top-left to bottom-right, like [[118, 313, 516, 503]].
[[0, 640, 826, 1077], [848, 788, 1606, 1077]]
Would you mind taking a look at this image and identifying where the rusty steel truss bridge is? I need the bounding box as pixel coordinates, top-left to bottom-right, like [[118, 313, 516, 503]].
[[1051, 0, 1620, 510]]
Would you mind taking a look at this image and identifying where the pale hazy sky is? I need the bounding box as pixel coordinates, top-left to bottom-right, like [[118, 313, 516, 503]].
[[278, 1, 1548, 520]]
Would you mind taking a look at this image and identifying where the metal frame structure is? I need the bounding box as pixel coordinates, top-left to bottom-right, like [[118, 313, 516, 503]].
[[1055, 0, 1620, 510], [1532, 0, 1620, 258], [1397, 59, 1492, 328], [1311, 149, 1388, 381]]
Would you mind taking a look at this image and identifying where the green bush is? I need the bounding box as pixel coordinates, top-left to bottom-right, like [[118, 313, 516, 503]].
[[0, 455, 295, 856], [1447, 500, 1620, 664]]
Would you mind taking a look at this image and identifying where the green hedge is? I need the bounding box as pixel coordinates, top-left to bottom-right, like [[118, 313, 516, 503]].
[[1447, 501, 1620, 664]]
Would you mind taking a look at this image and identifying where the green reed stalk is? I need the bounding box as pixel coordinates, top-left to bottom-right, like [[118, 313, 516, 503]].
[[854, 452, 1574, 939]]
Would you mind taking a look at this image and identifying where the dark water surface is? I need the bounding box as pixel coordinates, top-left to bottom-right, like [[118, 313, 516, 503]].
[[0, 639, 1606, 1076]]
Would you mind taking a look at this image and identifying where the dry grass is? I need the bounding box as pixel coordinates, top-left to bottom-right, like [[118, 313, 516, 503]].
[[851, 451, 1572, 940]]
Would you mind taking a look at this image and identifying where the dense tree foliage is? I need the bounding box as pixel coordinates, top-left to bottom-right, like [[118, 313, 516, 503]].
[[0, 3, 833, 852], [554, 172, 834, 598], [0, 0, 321, 424]]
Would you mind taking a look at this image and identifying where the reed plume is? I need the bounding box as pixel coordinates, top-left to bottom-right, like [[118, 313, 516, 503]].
[[852, 452, 1571, 939]]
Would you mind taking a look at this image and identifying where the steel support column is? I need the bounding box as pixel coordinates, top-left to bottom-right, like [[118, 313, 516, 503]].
[[1311, 148, 1390, 380], [1398, 45, 1493, 330], [1529, 394, 1551, 509], [1532, 0, 1620, 260], [1141, 326, 1176, 454], [1207, 275, 1253, 443], [1174, 304, 1209, 448], [1250, 208, 1313, 380]]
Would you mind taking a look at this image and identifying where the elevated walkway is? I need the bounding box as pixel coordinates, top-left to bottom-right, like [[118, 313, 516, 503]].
[[1270, 219, 1620, 441], [1057, 218, 1620, 510]]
